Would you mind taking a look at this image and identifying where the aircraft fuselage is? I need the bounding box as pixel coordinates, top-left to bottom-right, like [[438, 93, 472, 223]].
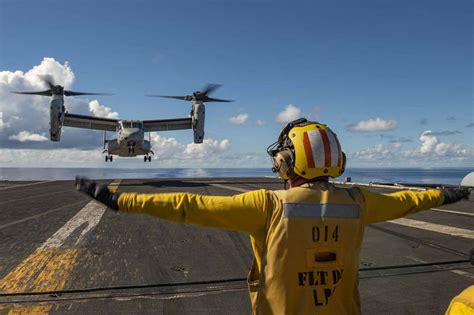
[[106, 121, 151, 157]]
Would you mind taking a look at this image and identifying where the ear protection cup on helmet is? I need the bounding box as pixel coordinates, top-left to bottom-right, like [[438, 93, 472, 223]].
[[340, 152, 347, 175], [272, 149, 295, 180]]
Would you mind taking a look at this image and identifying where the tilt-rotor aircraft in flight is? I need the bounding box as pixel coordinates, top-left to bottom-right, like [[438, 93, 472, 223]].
[[12, 77, 232, 162]]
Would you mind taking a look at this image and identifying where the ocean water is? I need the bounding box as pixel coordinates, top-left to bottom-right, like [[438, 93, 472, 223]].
[[0, 167, 471, 185]]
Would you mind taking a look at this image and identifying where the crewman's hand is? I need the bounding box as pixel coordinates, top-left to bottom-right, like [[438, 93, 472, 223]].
[[441, 187, 470, 204], [75, 177, 120, 211]]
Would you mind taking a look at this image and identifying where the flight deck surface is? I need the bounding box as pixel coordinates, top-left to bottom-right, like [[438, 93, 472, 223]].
[[0, 178, 472, 314]]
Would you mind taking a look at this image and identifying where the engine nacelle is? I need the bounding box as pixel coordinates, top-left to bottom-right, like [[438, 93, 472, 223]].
[[49, 96, 64, 142], [192, 102, 205, 144]]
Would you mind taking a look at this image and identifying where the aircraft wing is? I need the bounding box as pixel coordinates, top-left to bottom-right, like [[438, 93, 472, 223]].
[[143, 117, 193, 132], [63, 113, 118, 132]]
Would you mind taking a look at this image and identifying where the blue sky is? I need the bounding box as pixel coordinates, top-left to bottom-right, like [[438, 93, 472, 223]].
[[0, 0, 472, 168]]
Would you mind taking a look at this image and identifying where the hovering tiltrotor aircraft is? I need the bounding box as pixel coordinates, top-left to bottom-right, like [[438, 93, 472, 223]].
[[12, 77, 232, 162]]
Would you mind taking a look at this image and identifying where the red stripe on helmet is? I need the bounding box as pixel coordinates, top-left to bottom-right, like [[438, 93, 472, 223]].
[[303, 131, 315, 168], [319, 129, 331, 167]]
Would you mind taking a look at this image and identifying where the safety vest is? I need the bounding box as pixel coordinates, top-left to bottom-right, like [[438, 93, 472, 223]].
[[248, 182, 366, 315]]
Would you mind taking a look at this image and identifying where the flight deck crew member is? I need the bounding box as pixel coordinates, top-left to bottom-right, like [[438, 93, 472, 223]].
[[76, 118, 470, 315]]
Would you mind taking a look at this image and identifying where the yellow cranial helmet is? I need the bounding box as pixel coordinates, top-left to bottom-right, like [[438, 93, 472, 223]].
[[267, 118, 346, 180]]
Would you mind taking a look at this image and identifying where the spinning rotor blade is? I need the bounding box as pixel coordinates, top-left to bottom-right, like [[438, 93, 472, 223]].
[[11, 90, 52, 96], [146, 95, 193, 101], [206, 97, 233, 103], [38, 74, 56, 89], [201, 84, 221, 96], [12, 74, 111, 97], [147, 84, 230, 102], [64, 91, 113, 96]]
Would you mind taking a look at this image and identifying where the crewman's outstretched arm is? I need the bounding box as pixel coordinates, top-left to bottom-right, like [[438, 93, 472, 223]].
[[358, 188, 444, 224], [118, 190, 270, 236]]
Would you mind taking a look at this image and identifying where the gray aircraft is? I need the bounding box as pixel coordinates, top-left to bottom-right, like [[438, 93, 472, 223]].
[[12, 77, 232, 162]]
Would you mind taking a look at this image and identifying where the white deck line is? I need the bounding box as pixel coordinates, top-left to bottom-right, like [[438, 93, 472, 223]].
[[38, 179, 121, 249], [388, 218, 474, 240], [39, 200, 107, 248], [408, 256, 474, 279], [429, 208, 474, 217], [450, 269, 474, 279]]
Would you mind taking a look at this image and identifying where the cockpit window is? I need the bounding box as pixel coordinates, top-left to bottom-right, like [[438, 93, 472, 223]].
[[119, 121, 142, 129]]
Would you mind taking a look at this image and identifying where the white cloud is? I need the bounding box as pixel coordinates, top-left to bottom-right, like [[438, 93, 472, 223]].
[[184, 138, 230, 158], [349, 130, 474, 166], [347, 118, 398, 132], [256, 119, 267, 126], [229, 113, 248, 125], [150, 133, 185, 159], [89, 100, 119, 119], [0, 112, 5, 130], [419, 130, 438, 154], [9, 131, 48, 142], [149, 133, 232, 164], [351, 143, 399, 161], [0, 58, 118, 149], [276, 104, 301, 122], [25, 58, 75, 89], [418, 130, 469, 157], [150, 134, 231, 160]]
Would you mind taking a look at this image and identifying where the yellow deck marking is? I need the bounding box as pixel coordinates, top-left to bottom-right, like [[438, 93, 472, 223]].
[[0, 248, 78, 314], [0, 247, 80, 293], [0, 179, 120, 314], [3, 305, 52, 314]]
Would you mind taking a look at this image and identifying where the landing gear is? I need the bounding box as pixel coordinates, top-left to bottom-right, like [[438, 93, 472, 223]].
[[128, 142, 135, 154], [144, 155, 151, 162], [105, 155, 113, 162]]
